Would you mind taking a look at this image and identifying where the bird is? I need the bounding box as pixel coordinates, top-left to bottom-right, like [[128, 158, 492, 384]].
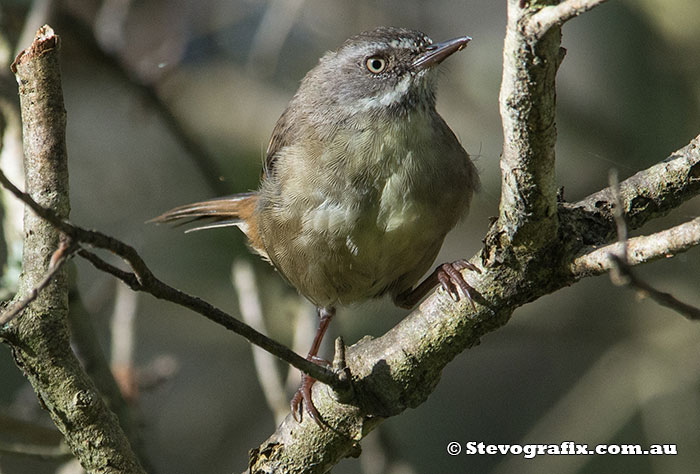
[[152, 26, 479, 424]]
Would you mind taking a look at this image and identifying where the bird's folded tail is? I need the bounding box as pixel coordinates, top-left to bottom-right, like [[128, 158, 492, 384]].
[[149, 192, 259, 235], [150, 192, 267, 258]]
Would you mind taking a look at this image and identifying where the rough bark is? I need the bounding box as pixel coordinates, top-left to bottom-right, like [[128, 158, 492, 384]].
[[0, 26, 144, 474]]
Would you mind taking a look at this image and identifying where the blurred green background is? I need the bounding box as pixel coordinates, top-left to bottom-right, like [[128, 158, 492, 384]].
[[0, 0, 699, 473]]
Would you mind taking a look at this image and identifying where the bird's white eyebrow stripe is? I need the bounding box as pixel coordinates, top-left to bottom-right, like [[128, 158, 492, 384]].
[[388, 37, 432, 50], [343, 36, 432, 59]]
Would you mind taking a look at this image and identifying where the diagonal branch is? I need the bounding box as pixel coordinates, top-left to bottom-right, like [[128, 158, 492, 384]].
[[562, 134, 700, 246], [4, 14, 697, 474], [570, 168, 700, 319], [247, 136, 700, 474], [609, 253, 700, 320], [608, 166, 699, 320], [610, 254, 700, 320], [0, 168, 342, 390]]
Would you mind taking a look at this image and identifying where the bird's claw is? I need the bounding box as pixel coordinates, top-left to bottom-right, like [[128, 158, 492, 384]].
[[291, 355, 332, 426], [291, 373, 323, 425], [437, 259, 479, 310]]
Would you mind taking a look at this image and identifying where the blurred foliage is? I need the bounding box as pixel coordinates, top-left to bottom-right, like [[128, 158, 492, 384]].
[[0, 1, 699, 473]]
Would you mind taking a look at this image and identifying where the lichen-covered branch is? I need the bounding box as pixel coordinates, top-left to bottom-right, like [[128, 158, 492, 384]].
[[570, 168, 700, 320], [249, 1, 698, 471], [561, 135, 700, 245], [0, 25, 145, 474], [495, 0, 562, 250], [246, 131, 700, 472]]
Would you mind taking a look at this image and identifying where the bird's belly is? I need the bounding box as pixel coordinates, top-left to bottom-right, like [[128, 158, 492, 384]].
[[285, 178, 457, 307], [293, 211, 427, 305]]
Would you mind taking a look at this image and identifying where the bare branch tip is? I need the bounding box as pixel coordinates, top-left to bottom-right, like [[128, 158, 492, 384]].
[[332, 337, 347, 372], [331, 336, 353, 403], [11, 25, 60, 74]]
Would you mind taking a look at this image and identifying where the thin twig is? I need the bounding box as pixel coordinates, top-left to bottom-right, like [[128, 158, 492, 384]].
[[606, 169, 700, 321], [608, 169, 628, 283], [0, 239, 77, 326], [609, 255, 700, 320], [0, 167, 342, 389], [526, 0, 610, 39]]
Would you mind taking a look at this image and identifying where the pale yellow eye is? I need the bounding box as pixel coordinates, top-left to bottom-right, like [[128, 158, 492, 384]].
[[365, 56, 386, 74]]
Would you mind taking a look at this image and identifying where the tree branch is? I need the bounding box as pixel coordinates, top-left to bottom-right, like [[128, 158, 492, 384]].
[[2, 25, 145, 473], [247, 2, 700, 469], [494, 0, 562, 252], [566, 138, 700, 321], [569, 170, 700, 319], [246, 135, 700, 473], [609, 253, 700, 320], [562, 134, 700, 245], [494, 0, 612, 253], [67, 276, 154, 470], [570, 187, 700, 278], [526, 0, 611, 39]]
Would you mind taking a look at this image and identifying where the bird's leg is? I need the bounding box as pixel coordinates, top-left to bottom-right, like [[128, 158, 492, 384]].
[[394, 259, 480, 309], [291, 306, 335, 424]]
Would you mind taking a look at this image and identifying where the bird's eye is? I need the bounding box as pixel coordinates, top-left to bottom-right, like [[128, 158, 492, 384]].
[[365, 56, 386, 74]]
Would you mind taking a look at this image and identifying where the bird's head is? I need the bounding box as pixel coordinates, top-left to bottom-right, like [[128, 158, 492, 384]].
[[296, 27, 471, 118]]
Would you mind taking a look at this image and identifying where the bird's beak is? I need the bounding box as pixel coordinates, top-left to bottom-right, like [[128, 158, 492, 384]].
[[412, 36, 471, 71]]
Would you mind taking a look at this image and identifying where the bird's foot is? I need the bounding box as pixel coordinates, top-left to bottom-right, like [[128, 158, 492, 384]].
[[437, 259, 480, 309], [290, 357, 330, 426]]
